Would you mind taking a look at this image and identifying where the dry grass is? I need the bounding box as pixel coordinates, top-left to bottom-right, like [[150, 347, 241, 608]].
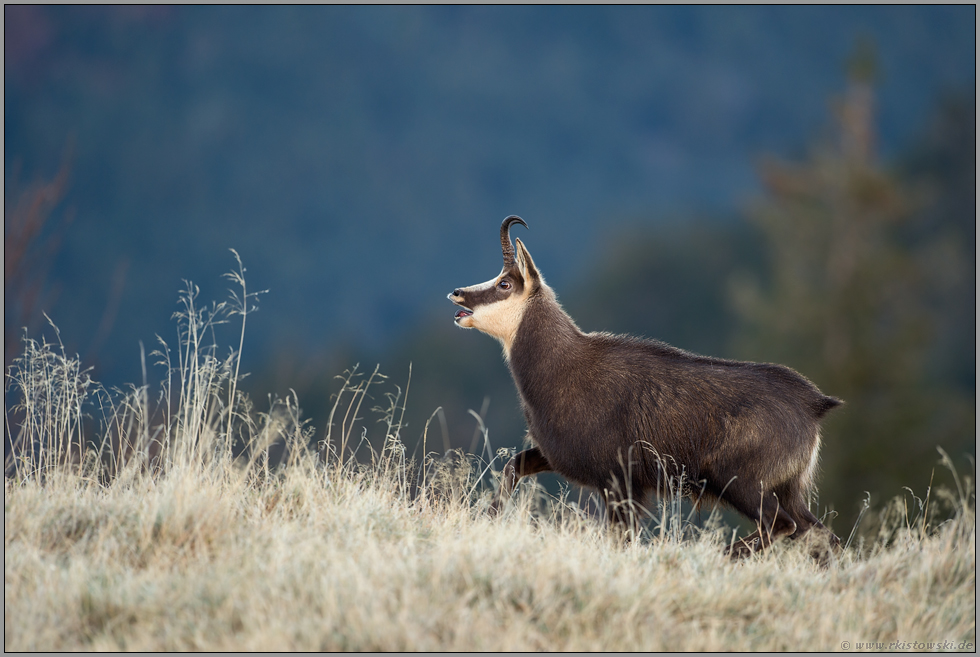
[[4, 258, 975, 652]]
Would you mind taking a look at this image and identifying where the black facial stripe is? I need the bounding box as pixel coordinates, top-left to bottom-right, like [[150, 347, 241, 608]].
[[460, 285, 506, 308], [459, 274, 524, 308]]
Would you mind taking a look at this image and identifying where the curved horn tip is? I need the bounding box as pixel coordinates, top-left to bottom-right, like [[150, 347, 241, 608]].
[[502, 215, 529, 231], [500, 216, 527, 266]]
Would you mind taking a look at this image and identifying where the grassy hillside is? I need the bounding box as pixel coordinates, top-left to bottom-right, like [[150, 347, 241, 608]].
[[4, 265, 975, 651], [6, 455, 976, 651]]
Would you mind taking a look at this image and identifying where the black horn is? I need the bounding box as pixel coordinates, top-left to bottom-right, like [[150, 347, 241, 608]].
[[500, 215, 529, 268]]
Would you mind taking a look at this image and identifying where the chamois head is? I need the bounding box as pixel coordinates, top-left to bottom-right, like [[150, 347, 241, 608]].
[[448, 216, 542, 353]]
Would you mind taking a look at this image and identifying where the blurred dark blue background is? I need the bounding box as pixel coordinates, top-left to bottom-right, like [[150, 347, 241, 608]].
[[5, 6, 975, 526]]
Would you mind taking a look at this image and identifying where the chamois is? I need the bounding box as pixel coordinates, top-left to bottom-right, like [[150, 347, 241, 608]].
[[448, 216, 843, 558]]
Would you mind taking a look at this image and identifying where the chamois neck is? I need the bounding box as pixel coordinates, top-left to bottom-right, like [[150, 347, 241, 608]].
[[508, 286, 585, 363]]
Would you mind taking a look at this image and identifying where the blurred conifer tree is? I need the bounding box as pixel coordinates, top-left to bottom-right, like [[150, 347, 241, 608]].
[[731, 42, 975, 527]]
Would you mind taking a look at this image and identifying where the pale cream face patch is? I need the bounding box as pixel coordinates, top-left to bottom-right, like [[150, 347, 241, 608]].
[[468, 291, 529, 357], [449, 268, 531, 358]]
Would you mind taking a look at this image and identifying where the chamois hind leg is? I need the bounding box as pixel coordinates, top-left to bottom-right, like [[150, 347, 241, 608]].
[[489, 447, 551, 517], [787, 506, 842, 565], [723, 487, 799, 559]]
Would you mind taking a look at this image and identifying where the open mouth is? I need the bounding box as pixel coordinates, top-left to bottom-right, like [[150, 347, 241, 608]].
[[448, 291, 473, 322]]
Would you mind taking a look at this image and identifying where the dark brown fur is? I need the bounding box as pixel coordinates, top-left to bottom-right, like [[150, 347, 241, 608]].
[[452, 217, 843, 558]]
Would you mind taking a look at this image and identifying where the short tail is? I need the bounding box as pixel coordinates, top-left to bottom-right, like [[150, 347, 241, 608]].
[[812, 395, 843, 419]]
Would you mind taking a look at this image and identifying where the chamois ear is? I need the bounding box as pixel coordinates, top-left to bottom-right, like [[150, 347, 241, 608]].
[[513, 237, 540, 285]]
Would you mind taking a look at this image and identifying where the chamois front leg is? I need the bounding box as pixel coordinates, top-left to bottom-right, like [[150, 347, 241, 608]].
[[489, 447, 552, 517]]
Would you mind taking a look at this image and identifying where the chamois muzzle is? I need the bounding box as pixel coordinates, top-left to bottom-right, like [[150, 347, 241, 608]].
[[448, 288, 473, 321], [501, 215, 529, 268]]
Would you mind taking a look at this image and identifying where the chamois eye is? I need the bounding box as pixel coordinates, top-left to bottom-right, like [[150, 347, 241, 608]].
[[498, 280, 511, 290]]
